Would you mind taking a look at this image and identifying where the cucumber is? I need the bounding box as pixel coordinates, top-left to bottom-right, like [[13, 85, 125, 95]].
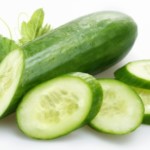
[[17, 72, 103, 139], [89, 79, 144, 135], [114, 60, 150, 124], [0, 11, 137, 118], [21, 11, 137, 88], [114, 60, 150, 89], [0, 49, 24, 117], [132, 87, 150, 124]]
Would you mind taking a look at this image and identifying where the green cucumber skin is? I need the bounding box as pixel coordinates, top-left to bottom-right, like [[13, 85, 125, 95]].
[[69, 72, 103, 124], [115, 66, 150, 89], [21, 11, 137, 94], [142, 115, 150, 124], [1, 11, 137, 118], [17, 72, 103, 139]]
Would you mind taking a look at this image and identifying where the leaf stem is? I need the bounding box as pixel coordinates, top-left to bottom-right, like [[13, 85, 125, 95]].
[[0, 17, 12, 40]]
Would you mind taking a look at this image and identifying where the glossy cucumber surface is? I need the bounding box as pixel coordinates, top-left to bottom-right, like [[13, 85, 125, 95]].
[[1, 11, 137, 118]]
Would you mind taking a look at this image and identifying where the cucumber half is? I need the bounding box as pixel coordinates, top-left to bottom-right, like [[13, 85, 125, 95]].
[[89, 79, 144, 135], [0, 49, 24, 117], [17, 72, 102, 139], [132, 87, 150, 124], [114, 60, 150, 89]]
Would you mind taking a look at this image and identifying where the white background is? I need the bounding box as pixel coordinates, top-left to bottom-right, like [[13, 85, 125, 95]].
[[0, 0, 150, 150]]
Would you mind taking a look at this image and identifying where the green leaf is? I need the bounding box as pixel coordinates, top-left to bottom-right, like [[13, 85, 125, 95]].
[[0, 35, 18, 62], [19, 8, 51, 45]]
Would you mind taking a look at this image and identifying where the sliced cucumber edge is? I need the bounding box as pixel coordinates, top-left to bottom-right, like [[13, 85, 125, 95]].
[[89, 78, 144, 135], [0, 49, 24, 118], [115, 61, 150, 89], [17, 72, 103, 139]]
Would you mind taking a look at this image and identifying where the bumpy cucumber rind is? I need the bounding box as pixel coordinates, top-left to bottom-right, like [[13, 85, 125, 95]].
[[20, 11, 137, 102]]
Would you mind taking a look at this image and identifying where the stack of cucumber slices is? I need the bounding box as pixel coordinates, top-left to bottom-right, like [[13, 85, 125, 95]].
[[115, 60, 150, 124], [16, 71, 144, 139]]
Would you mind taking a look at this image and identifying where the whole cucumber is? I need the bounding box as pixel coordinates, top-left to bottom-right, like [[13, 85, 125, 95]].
[[22, 11, 137, 90], [1, 11, 137, 118]]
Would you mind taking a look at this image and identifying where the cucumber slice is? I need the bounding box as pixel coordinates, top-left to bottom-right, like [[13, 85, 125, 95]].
[[89, 79, 144, 135], [17, 72, 102, 139], [132, 87, 150, 124], [0, 49, 24, 118], [115, 60, 150, 89]]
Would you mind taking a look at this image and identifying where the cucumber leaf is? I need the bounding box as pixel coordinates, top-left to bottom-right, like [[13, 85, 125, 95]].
[[19, 8, 51, 45], [0, 35, 18, 62]]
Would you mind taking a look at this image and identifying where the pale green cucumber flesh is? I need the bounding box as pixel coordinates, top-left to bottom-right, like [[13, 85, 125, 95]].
[[0, 49, 24, 117], [127, 60, 150, 81], [132, 87, 150, 114], [132, 87, 150, 124], [17, 73, 102, 139], [89, 79, 144, 135], [115, 60, 150, 89]]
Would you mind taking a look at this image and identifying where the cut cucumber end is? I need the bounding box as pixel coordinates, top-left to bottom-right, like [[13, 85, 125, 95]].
[[89, 79, 144, 135], [0, 49, 24, 117], [17, 72, 102, 139]]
